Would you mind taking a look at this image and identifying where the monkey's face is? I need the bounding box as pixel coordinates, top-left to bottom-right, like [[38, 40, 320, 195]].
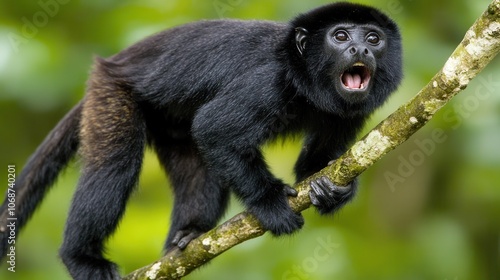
[[325, 24, 387, 104], [291, 4, 402, 116]]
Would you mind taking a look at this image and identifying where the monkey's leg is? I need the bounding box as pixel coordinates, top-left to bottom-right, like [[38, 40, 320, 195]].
[[59, 78, 146, 279], [153, 137, 230, 252]]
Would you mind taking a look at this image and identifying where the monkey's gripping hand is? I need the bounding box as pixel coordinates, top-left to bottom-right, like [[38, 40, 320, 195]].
[[309, 176, 358, 214], [249, 184, 304, 236]]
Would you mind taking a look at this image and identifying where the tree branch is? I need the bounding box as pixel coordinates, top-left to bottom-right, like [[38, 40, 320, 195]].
[[124, 1, 500, 279]]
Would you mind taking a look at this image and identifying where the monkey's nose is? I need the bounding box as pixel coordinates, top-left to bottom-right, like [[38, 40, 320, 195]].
[[349, 46, 369, 55]]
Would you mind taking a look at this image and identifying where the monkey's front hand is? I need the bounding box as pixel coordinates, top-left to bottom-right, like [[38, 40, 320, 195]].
[[309, 176, 357, 214], [249, 184, 304, 236]]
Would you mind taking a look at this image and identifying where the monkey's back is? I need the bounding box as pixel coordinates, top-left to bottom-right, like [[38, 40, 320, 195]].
[[95, 20, 289, 110]]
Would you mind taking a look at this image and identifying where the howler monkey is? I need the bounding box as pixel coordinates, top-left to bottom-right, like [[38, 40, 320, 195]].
[[0, 2, 402, 279]]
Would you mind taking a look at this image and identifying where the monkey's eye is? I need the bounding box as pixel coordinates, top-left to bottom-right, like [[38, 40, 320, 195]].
[[366, 33, 380, 45], [333, 30, 350, 42]]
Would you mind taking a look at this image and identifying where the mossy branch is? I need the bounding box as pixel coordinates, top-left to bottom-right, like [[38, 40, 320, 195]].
[[124, 1, 500, 279]]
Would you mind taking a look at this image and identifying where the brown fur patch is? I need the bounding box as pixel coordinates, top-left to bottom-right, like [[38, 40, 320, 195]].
[[79, 59, 143, 167]]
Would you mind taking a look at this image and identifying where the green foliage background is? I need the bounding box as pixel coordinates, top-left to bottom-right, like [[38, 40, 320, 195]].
[[0, 0, 499, 279]]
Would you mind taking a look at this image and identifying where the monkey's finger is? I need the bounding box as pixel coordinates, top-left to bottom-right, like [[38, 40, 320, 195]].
[[319, 176, 350, 194], [284, 185, 298, 197], [309, 191, 321, 206], [310, 180, 330, 206], [177, 232, 201, 249]]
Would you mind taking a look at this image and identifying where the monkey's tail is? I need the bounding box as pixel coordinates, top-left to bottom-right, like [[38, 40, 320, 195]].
[[0, 102, 82, 258]]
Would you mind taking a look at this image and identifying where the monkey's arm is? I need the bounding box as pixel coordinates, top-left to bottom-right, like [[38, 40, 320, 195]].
[[192, 93, 304, 235], [294, 115, 365, 214]]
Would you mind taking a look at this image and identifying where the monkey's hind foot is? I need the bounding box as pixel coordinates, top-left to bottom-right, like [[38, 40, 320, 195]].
[[168, 229, 205, 250]]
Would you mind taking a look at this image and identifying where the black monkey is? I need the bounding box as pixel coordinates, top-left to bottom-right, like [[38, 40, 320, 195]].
[[0, 2, 402, 279]]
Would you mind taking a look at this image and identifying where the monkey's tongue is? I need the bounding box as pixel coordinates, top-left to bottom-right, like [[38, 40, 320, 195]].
[[342, 73, 363, 89]]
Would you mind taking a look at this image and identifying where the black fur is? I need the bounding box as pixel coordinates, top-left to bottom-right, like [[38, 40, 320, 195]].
[[0, 3, 402, 279], [0, 103, 81, 255]]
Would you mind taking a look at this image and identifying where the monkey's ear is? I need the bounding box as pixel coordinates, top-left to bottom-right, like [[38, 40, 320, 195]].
[[295, 27, 308, 56]]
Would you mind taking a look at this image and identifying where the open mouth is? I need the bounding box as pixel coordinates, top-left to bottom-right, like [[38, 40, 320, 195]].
[[341, 62, 371, 91]]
